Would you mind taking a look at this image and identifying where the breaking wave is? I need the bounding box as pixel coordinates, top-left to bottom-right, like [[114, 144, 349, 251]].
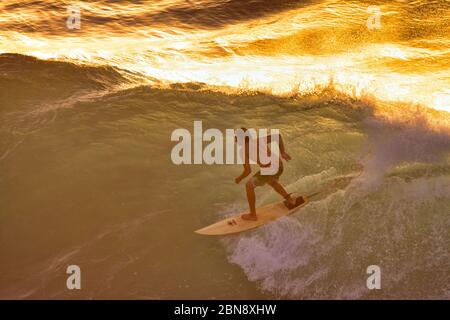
[[0, 54, 449, 299]]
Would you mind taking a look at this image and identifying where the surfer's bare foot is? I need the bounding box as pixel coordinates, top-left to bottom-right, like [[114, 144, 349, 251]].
[[241, 213, 257, 221], [285, 196, 296, 207], [284, 195, 304, 209]]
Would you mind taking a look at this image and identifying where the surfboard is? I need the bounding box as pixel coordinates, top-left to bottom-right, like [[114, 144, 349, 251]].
[[195, 192, 314, 236]]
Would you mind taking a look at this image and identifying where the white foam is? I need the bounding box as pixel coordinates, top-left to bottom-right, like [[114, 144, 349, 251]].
[[222, 173, 450, 299]]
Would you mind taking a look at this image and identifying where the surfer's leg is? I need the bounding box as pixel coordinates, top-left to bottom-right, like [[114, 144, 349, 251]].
[[268, 180, 295, 206], [242, 180, 258, 221]]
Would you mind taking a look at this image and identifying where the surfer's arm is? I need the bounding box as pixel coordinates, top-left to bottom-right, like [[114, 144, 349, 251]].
[[267, 133, 291, 161], [235, 163, 251, 184]]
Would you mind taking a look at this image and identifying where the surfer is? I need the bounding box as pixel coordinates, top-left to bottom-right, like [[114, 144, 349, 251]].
[[234, 128, 304, 221]]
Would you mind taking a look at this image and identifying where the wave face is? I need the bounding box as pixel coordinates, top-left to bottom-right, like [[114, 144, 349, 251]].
[[0, 0, 449, 300], [0, 55, 449, 299]]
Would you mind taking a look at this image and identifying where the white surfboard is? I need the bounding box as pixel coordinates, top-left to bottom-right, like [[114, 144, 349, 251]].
[[195, 192, 314, 236]]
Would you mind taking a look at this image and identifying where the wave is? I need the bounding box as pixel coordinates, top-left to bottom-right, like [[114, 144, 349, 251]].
[[361, 110, 450, 188], [0, 0, 320, 33], [1, 0, 447, 34], [1, 54, 449, 163], [0, 53, 448, 299], [0, 53, 131, 112], [223, 169, 450, 299]]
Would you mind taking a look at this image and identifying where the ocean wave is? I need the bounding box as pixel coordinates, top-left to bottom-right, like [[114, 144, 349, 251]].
[[224, 171, 450, 299], [0, 0, 319, 33], [0, 52, 448, 299], [0, 53, 131, 112]]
